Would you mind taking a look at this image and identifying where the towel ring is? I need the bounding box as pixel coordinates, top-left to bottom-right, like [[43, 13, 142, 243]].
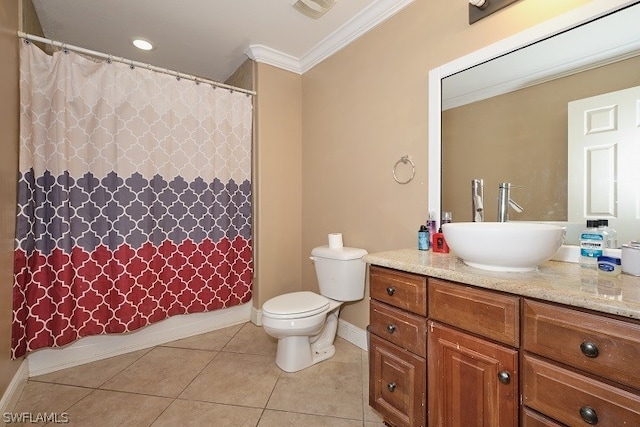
[[393, 155, 415, 184]]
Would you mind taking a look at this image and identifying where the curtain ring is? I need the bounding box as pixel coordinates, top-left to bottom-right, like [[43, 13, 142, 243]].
[[393, 155, 415, 184]]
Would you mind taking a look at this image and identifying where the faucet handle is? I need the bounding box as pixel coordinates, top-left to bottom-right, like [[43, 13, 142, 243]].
[[508, 199, 524, 213]]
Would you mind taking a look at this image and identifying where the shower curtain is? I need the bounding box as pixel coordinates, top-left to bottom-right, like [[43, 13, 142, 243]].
[[12, 41, 253, 358]]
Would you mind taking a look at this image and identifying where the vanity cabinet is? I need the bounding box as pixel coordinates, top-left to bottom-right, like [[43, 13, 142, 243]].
[[369, 266, 427, 427], [368, 264, 640, 426], [522, 299, 640, 425], [427, 279, 519, 427]]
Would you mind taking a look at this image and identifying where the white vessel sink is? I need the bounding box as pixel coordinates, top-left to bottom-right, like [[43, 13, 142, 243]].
[[441, 222, 566, 272]]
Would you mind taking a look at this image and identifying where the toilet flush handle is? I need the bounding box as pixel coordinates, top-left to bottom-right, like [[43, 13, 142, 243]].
[[309, 256, 317, 262]]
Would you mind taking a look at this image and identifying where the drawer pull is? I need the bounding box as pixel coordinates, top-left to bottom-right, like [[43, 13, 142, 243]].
[[579, 406, 598, 425], [387, 382, 396, 392], [386, 324, 396, 334], [497, 371, 511, 384], [580, 341, 599, 358], [386, 286, 396, 296]]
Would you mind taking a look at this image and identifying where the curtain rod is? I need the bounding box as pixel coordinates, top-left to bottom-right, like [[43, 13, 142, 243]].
[[17, 31, 256, 97]]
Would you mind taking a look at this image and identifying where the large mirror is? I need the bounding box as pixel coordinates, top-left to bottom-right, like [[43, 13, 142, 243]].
[[428, 1, 640, 248]]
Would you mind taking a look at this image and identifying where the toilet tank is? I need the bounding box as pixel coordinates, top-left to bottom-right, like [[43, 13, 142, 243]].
[[310, 246, 368, 302]]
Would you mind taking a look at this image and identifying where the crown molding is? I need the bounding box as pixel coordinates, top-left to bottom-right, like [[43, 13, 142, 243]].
[[245, 0, 415, 75], [299, 0, 415, 73], [245, 44, 303, 74]]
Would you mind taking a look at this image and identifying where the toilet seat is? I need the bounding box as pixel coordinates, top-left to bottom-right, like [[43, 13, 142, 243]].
[[262, 291, 330, 319]]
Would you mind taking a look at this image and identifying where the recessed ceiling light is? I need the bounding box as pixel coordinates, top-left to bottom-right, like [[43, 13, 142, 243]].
[[132, 39, 153, 51]]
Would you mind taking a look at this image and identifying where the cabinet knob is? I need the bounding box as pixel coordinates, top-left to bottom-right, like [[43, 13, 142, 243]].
[[387, 382, 396, 392], [579, 406, 599, 425], [497, 371, 511, 384], [386, 324, 396, 334], [580, 341, 599, 358], [386, 287, 396, 296]]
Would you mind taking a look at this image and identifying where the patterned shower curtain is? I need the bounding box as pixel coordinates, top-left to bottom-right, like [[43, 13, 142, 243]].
[[12, 41, 253, 358]]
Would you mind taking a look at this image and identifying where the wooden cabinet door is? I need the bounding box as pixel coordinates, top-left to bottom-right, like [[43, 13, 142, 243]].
[[369, 334, 426, 427], [428, 321, 518, 427]]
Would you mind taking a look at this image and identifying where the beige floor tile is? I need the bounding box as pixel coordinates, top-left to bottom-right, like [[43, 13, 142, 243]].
[[14, 322, 377, 427], [65, 389, 171, 427], [100, 346, 215, 398], [222, 322, 277, 355], [31, 349, 150, 388], [162, 323, 243, 351], [151, 399, 262, 427], [12, 381, 92, 426], [267, 359, 363, 420], [330, 337, 365, 364], [180, 351, 281, 408], [258, 410, 363, 427]]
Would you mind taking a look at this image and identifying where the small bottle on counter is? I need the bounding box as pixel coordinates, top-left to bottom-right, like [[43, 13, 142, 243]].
[[418, 225, 430, 251], [427, 211, 437, 249], [597, 256, 621, 276], [433, 227, 450, 253], [580, 220, 604, 268], [598, 219, 618, 248]]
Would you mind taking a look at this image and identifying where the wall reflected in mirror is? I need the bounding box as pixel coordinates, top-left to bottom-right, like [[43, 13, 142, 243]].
[[442, 56, 640, 232]]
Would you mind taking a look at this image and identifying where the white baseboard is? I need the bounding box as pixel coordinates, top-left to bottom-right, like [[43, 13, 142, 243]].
[[337, 318, 368, 351], [27, 302, 251, 377], [251, 306, 263, 326], [0, 359, 29, 414]]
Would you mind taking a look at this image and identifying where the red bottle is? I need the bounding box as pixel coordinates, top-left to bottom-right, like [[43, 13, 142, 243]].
[[432, 228, 450, 253]]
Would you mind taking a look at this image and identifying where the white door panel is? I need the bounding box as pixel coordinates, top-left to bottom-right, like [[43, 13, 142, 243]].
[[568, 85, 640, 243]]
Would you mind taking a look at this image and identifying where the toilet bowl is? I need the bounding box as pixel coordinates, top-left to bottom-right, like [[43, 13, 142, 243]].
[[262, 291, 342, 372], [262, 245, 367, 372]]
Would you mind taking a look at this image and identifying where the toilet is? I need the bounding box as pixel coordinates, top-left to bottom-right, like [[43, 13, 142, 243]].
[[262, 245, 368, 372]]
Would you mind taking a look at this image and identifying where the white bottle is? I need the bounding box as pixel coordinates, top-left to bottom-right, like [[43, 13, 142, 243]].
[[580, 220, 605, 268], [598, 219, 617, 249]]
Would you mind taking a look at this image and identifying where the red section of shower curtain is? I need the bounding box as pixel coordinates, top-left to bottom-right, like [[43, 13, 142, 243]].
[[13, 237, 252, 357]]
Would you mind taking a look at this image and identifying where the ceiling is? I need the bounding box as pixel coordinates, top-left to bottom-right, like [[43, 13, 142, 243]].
[[31, 0, 413, 83]]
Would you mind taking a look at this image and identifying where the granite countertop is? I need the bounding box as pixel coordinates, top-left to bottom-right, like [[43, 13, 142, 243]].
[[363, 248, 640, 321]]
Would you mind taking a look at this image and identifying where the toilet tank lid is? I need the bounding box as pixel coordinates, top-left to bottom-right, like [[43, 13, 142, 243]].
[[311, 246, 367, 260]]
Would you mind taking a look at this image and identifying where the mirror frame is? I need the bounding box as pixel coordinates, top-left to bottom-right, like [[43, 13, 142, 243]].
[[428, 0, 637, 241]]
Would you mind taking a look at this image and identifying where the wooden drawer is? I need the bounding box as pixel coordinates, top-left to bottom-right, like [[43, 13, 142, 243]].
[[523, 355, 640, 426], [521, 408, 563, 427], [369, 299, 427, 357], [369, 266, 427, 316], [522, 299, 640, 390], [369, 334, 426, 427], [428, 279, 520, 346]]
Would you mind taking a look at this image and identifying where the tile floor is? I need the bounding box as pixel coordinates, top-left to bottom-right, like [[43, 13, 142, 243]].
[[11, 323, 384, 426]]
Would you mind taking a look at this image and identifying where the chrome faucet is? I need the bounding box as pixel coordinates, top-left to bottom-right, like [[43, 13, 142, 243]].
[[471, 179, 484, 222], [497, 182, 523, 222]]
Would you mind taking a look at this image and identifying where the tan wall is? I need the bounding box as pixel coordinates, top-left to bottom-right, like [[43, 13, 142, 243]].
[[225, 58, 254, 92], [300, 0, 593, 330], [253, 63, 303, 307], [442, 55, 640, 223], [0, 0, 23, 397]]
